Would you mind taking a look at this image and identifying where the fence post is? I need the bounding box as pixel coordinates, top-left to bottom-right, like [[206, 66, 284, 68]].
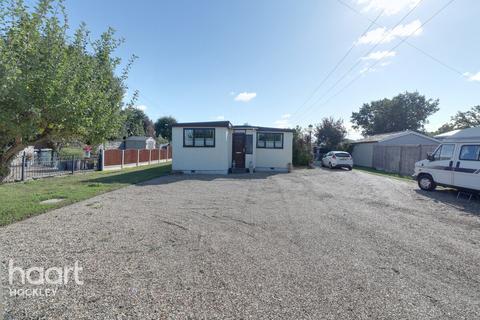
[[137, 149, 140, 167], [158, 148, 161, 164], [100, 149, 105, 171], [21, 152, 26, 181], [121, 150, 125, 169]]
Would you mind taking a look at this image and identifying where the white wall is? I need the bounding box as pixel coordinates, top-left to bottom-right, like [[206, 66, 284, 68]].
[[172, 127, 231, 174], [255, 132, 293, 172], [352, 143, 374, 167]]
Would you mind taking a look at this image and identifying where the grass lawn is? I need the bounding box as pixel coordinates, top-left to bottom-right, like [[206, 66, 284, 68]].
[[353, 166, 415, 182], [0, 162, 171, 226]]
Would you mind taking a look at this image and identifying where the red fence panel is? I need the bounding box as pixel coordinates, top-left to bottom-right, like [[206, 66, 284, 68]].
[[167, 146, 172, 159], [104, 150, 122, 166], [160, 149, 167, 160], [139, 149, 149, 163], [151, 149, 159, 161], [124, 149, 138, 164]]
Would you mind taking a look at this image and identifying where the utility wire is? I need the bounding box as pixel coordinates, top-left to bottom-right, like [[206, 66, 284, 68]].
[[290, 0, 424, 122], [295, 0, 457, 123], [335, 0, 466, 77], [288, 10, 384, 120]]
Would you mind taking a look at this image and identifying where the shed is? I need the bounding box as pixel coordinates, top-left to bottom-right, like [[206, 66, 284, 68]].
[[124, 136, 156, 150], [351, 131, 440, 168]]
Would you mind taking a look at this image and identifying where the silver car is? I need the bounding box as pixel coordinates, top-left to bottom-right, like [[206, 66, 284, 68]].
[[321, 151, 353, 170]]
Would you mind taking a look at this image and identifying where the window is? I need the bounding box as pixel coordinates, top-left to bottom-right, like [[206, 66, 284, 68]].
[[433, 144, 455, 161], [257, 132, 283, 149], [183, 128, 215, 147], [245, 135, 253, 154], [459, 145, 480, 161]]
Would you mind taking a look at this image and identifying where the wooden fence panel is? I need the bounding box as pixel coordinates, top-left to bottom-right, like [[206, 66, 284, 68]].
[[104, 150, 122, 166], [160, 149, 167, 160], [151, 149, 159, 161], [139, 149, 149, 163], [124, 149, 138, 164]]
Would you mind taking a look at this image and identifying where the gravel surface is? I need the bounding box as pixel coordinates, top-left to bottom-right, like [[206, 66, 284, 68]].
[[1, 168, 479, 319]]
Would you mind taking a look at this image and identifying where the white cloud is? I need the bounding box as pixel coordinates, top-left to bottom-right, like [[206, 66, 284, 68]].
[[464, 71, 480, 82], [215, 115, 225, 120], [274, 119, 290, 128], [281, 113, 291, 119], [234, 92, 257, 102], [361, 50, 396, 61], [356, 20, 422, 45], [358, 0, 421, 16], [133, 105, 147, 111]]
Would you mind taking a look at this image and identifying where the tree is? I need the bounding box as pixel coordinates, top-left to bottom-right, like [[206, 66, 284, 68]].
[[120, 107, 155, 138], [314, 117, 347, 150], [432, 123, 456, 136], [292, 126, 311, 166], [0, 0, 135, 181], [451, 105, 480, 129], [351, 92, 439, 136], [154, 116, 177, 141]]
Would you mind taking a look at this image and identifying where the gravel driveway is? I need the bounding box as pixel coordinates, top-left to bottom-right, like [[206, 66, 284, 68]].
[[1, 168, 479, 319]]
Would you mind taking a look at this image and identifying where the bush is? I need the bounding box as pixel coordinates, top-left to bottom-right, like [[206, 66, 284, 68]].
[[58, 148, 84, 158]]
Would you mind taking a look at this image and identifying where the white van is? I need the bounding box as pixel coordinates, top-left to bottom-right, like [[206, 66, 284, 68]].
[[413, 127, 480, 192]]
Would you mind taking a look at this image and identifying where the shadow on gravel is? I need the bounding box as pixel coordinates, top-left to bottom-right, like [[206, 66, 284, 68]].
[[139, 171, 283, 186], [415, 189, 480, 216]]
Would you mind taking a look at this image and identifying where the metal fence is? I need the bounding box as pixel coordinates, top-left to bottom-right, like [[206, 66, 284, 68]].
[[372, 144, 438, 176], [5, 153, 98, 183]]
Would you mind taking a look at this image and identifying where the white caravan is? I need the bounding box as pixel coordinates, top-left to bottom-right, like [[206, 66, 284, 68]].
[[414, 127, 480, 192]]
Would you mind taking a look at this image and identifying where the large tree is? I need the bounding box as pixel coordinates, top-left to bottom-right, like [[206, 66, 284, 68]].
[[0, 0, 134, 181], [451, 105, 480, 129], [154, 116, 177, 141], [120, 107, 155, 138], [314, 117, 347, 150], [351, 92, 439, 136]]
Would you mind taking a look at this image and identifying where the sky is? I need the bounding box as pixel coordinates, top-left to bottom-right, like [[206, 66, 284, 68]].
[[61, 0, 479, 139]]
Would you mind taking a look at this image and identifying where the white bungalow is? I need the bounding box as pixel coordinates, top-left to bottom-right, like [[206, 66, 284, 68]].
[[171, 121, 293, 174]]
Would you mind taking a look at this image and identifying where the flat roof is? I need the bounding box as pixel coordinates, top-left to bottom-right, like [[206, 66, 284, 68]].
[[172, 121, 294, 132], [172, 121, 233, 128]]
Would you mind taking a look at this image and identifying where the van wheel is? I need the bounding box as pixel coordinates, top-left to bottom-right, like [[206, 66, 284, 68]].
[[418, 174, 436, 191]]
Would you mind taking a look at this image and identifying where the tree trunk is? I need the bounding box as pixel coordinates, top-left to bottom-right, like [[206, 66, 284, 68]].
[[0, 143, 25, 183]]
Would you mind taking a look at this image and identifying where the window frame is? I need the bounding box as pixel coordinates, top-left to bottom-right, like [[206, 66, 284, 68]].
[[256, 132, 284, 149], [433, 144, 455, 161], [183, 128, 216, 148], [459, 144, 480, 161]]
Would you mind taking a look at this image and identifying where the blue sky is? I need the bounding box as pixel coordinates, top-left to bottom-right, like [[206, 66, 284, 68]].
[[63, 0, 479, 138]]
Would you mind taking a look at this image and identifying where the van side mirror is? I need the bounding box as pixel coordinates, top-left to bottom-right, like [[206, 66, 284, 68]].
[[427, 153, 434, 161]]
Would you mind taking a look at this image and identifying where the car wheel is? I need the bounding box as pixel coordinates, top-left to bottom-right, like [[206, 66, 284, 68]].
[[329, 162, 333, 169], [418, 174, 436, 191], [347, 166, 352, 171]]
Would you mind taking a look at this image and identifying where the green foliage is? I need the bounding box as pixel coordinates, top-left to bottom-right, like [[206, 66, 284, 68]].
[[58, 147, 84, 158], [351, 92, 439, 136], [119, 107, 155, 138], [0, 0, 134, 181], [432, 105, 480, 135], [154, 116, 177, 141], [314, 117, 347, 150], [451, 105, 480, 129], [292, 126, 312, 166]]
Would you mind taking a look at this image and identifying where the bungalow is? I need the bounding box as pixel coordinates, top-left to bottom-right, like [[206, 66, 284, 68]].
[[171, 121, 293, 174]]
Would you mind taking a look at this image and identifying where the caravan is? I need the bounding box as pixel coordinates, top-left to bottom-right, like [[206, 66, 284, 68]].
[[414, 127, 480, 192]]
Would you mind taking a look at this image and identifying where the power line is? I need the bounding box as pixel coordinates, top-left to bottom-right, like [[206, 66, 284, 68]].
[[289, 10, 384, 120], [295, 0, 457, 123], [335, 0, 466, 77], [291, 0, 425, 122]]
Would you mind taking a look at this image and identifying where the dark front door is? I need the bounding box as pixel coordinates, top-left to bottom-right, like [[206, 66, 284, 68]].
[[232, 133, 246, 169]]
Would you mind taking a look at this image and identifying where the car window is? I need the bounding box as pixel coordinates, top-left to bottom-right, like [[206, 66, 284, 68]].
[[459, 145, 480, 161], [335, 152, 350, 157], [434, 144, 455, 161]]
